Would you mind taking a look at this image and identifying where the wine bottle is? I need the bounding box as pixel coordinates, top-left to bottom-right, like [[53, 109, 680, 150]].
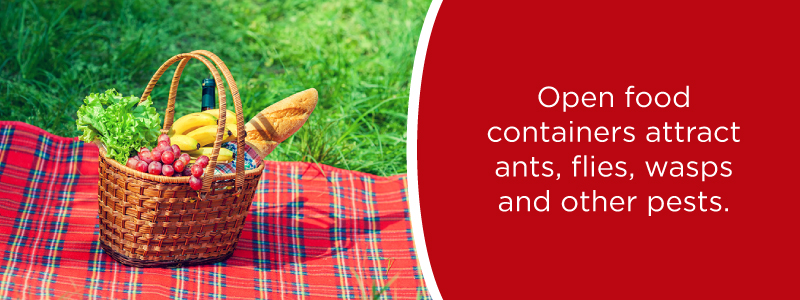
[[201, 78, 215, 111]]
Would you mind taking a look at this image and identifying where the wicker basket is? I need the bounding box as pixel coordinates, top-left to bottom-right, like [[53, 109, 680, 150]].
[[97, 50, 264, 268]]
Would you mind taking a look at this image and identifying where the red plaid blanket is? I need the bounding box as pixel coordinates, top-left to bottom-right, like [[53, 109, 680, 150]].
[[0, 121, 428, 299]]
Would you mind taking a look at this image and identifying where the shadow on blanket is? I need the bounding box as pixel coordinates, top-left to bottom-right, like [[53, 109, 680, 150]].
[[233, 196, 407, 269]]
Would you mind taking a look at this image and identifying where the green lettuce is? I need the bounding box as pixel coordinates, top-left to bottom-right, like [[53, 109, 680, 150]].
[[76, 89, 161, 165]]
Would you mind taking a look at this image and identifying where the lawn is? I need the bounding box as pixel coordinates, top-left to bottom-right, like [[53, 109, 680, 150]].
[[0, 0, 429, 176]]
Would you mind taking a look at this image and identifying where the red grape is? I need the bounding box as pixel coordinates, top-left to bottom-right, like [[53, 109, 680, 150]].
[[148, 161, 162, 175], [189, 176, 202, 190], [136, 161, 148, 172], [138, 150, 153, 164], [158, 134, 170, 144], [191, 164, 204, 177], [158, 141, 170, 150], [173, 159, 186, 172], [171, 144, 181, 157], [161, 150, 175, 165], [151, 149, 163, 163], [195, 155, 210, 168], [162, 164, 175, 176], [182, 168, 192, 176], [139, 146, 149, 152], [126, 157, 140, 169], [179, 153, 191, 164]]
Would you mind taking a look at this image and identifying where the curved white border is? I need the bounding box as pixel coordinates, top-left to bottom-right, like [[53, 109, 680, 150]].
[[407, 0, 443, 299]]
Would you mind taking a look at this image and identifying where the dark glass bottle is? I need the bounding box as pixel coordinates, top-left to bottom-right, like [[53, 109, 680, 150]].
[[201, 78, 216, 111]]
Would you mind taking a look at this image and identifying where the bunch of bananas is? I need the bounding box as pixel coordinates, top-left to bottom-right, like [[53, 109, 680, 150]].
[[169, 109, 239, 162]]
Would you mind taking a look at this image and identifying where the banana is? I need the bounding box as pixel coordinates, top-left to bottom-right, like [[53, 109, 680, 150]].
[[202, 109, 237, 125], [221, 123, 239, 143], [170, 135, 201, 151], [201, 109, 243, 143], [187, 147, 233, 162], [171, 112, 217, 135], [195, 112, 218, 120], [185, 125, 232, 147]]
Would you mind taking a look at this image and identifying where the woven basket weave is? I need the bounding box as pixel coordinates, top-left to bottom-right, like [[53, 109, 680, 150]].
[[97, 50, 264, 268]]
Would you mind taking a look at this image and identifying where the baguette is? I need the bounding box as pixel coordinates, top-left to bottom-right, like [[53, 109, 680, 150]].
[[244, 88, 318, 158]]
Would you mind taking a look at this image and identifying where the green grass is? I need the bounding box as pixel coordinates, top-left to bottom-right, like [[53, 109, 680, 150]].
[[0, 0, 429, 176]]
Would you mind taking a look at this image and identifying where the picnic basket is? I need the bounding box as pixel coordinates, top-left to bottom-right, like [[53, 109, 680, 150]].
[[97, 50, 264, 268]]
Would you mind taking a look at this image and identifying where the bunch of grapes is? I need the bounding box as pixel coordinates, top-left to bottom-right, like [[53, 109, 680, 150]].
[[125, 134, 210, 191]]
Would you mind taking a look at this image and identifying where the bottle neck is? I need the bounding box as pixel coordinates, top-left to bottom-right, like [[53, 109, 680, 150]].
[[201, 85, 215, 111]]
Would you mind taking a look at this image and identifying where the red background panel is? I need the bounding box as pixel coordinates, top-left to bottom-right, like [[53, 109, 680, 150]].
[[417, 1, 799, 298]]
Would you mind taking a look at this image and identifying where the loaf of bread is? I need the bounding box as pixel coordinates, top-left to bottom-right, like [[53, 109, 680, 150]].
[[244, 88, 318, 158]]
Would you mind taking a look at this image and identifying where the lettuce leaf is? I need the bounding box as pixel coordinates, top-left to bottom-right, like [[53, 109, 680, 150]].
[[76, 89, 161, 164]]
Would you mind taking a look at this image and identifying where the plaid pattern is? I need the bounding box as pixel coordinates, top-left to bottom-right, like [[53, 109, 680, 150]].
[[214, 142, 261, 175], [0, 121, 429, 300]]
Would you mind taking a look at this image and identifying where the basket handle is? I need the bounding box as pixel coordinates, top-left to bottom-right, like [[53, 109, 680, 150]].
[[138, 52, 246, 196], [165, 50, 248, 195]]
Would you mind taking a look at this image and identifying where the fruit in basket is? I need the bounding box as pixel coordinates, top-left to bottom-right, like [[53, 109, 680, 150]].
[[170, 144, 181, 157], [161, 150, 175, 165], [138, 149, 153, 164], [162, 164, 175, 176], [173, 159, 186, 172], [171, 112, 217, 135], [136, 161, 148, 172], [188, 176, 202, 190], [222, 123, 239, 143], [187, 148, 232, 162], [185, 125, 232, 147], [126, 157, 140, 169], [205, 109, 241, 139], [170, 135, 201, 151], [173, 109, 240, 144], [191, 164, 204, 177], [151, 148, 163, 163], [148, 161, 162, 175], [123, 132, 204, 177], [195, 155, 210, 168], [158, 134, 170, 144], [202, 109, 236, 124]]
